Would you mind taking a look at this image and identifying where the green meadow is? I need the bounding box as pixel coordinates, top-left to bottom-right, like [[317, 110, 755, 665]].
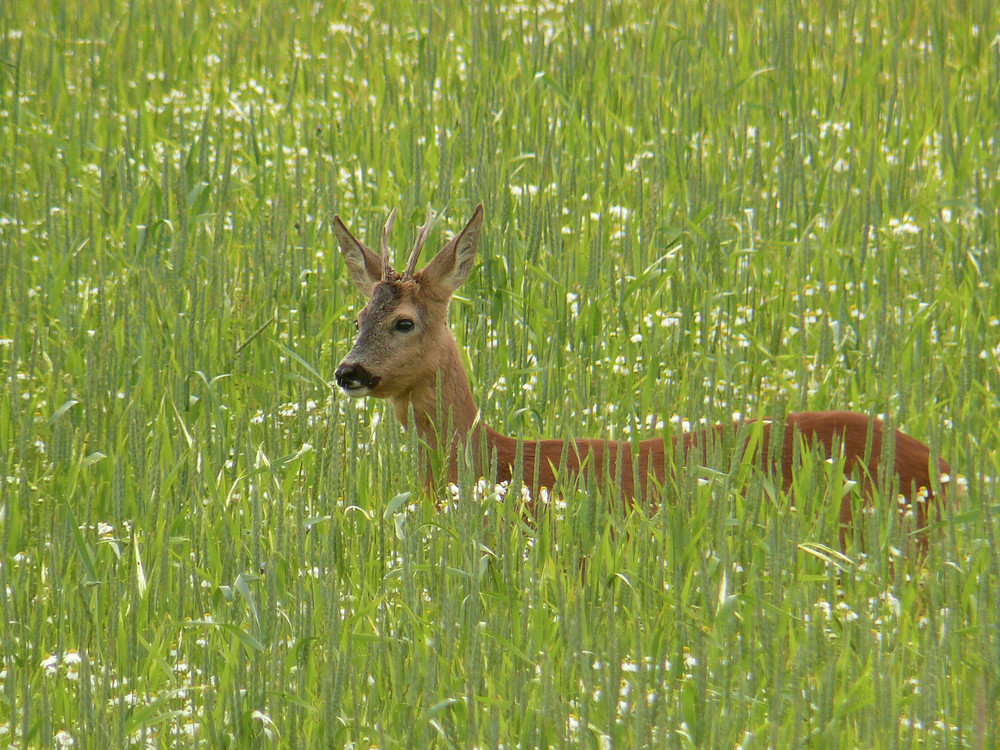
[[2, 0, 998, 746]]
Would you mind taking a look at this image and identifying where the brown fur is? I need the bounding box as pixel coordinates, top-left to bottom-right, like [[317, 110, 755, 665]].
[[333, 205, 951, 552], [478, 411, 949, 550]]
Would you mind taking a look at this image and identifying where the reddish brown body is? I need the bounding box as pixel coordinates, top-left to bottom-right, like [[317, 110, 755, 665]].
[[332, 204, 951, 552], [481, 411, 950, 547]]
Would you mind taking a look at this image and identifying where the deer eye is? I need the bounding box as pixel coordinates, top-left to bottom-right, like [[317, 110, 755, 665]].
[[394, 318, 414, 333], [354, 319, 359, 332]]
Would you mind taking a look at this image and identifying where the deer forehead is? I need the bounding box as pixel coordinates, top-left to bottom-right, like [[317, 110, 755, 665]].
[[359, 280, 441, 326]]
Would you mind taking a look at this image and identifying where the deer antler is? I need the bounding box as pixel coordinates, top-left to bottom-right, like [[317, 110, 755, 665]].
[[404, 203, 436, 280], [380, 208, 397, 281]]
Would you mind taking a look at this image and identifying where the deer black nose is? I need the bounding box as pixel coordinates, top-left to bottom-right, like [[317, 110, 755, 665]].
[[335, 362, 380, 393]]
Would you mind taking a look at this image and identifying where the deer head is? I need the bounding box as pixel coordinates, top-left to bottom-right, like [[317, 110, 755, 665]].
[[332, 204, 484, 417]]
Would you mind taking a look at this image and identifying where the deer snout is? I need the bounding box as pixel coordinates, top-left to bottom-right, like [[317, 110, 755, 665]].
[[335, 362, 381, 395]]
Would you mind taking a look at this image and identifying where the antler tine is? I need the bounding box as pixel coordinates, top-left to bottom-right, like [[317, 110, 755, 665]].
[[380, 208, 397, 280], [404, 203, 436, 279]]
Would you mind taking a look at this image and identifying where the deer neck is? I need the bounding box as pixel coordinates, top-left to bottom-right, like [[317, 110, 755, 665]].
[[390, 333, 479, 451], [387, 334, 523, 487]]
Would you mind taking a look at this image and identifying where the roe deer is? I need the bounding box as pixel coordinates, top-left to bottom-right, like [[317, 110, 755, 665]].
[[333, 204, 951, 550]]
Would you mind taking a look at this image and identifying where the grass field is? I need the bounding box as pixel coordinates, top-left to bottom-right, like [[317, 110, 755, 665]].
[[2, 0, 999, 747]]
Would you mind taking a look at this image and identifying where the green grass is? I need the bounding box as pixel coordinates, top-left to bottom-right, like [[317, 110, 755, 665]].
[[2, 0, 999, 746]]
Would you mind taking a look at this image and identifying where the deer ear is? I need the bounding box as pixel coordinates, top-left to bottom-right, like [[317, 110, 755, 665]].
[[419, 204, 484, 294], [333, 216, 383, 297]]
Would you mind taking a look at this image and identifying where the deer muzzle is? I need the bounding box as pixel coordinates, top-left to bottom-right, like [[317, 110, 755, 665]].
[[335, 362, 381, 395]]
